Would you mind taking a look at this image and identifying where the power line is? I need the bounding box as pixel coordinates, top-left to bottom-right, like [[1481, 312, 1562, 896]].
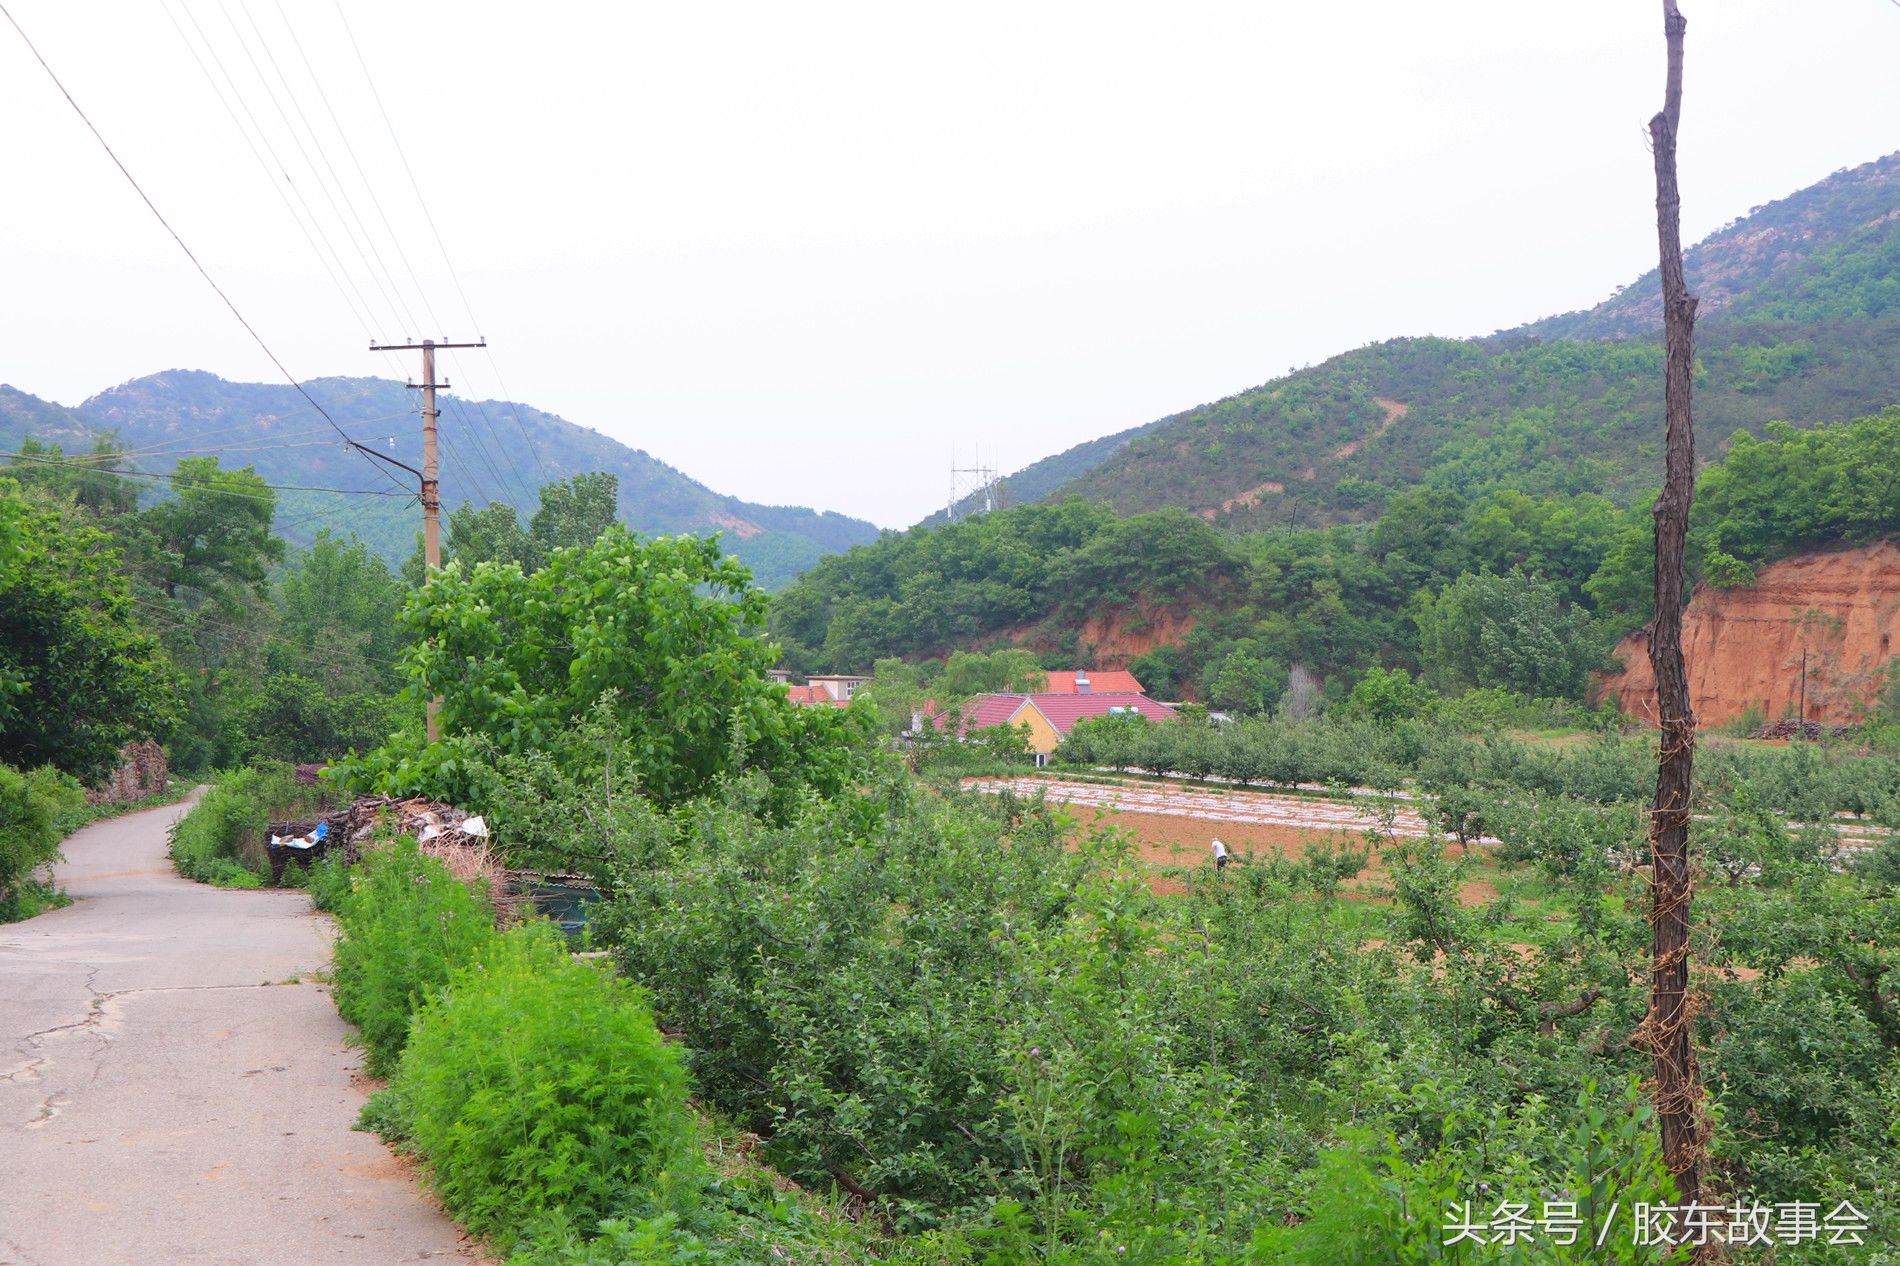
[[330, 0, 551, 486], [444, 349, 542, 506], [176, 1, 526, 529], [0, 1, 414, 497], [392, 377, 495, 511], [258, 1, 534, 507], [173, 0, 389, 338], [18, 412, 419, 465], [158, 0, 378, 340], [209, 0, 402, 334], [445, 387, 531, 510], [269, 0, 446, 337], [330, 0, 476, 337], [0, 451, 414, 501], [477, 351, 554, 486], [230, 0, 424, 337]]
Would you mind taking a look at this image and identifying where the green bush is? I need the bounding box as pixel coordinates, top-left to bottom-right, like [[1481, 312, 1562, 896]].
[[330, 836, 499, 1076], [505, 1175, 869, 1266], [303, 852, 353, 912], [372, 922, 696, 1252], [0, 761, 84, 909], [167, 762, 330, 887]]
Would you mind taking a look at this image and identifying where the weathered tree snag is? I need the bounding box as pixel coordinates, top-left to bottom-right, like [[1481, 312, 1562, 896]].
[[1644, 0, 1705, 1210]]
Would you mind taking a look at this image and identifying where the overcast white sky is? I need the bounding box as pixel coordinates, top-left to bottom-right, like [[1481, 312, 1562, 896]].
[[3, 2, 1897, 527]]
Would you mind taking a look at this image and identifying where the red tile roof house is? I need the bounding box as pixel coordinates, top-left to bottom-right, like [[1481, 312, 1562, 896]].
[[781, 675, 871, 707], [1041, 670, 1145, 695], [937, 692, 1175, 764]]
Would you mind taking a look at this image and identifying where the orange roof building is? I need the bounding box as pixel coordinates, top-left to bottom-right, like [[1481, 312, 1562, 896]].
[[1042, 669, 1144, 695]]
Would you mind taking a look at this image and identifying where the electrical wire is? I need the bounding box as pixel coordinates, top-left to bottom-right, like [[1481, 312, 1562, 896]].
[[230, 0, 423, 337], [0, 1, 415, 498], [25, 412, 419, 464], [269, 0, 446, 337], [158, 0, 378, 340], [0, 451, 414, 501], [209, 0, 401, 333], [262, 6, 534, 503], [444, 349, 541, 506], [331, 0, 551, 486], [445, 389, 531, 510]]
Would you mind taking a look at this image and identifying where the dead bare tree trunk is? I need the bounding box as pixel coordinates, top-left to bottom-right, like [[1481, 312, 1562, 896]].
[[1644, 0, 1704, 1210]]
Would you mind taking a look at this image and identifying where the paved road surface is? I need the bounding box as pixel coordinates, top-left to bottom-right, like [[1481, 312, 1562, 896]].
[[0, 795, 484, 1266]]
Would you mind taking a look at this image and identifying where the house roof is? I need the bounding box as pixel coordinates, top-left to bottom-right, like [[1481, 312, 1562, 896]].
[[1025, 692, 1174, 733], [1043, 670, 1144, 695], [940, 691, 1174, 736], [947, 695, 1034, 732], [784, 684, 850, 707]]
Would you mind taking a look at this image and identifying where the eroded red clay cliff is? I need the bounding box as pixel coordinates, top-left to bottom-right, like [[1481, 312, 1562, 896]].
[[1597, 542, 1900, 727]]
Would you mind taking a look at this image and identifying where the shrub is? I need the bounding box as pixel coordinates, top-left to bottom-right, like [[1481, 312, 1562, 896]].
[[374, 922, 696, 1251], [0, 761, 83, 908], [303, 853, 353, 912], [167, 762, 328, 887], [330, 836, 499, 1076]]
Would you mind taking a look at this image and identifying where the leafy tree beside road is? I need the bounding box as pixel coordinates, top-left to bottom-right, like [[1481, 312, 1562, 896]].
[[0, 481, 178, 779], [344, 526, 872, 812]]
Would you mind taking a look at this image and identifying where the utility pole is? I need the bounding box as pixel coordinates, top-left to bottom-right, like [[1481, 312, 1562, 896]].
[[1799, 645, 1808, 729], [370, 336, 486, 741]]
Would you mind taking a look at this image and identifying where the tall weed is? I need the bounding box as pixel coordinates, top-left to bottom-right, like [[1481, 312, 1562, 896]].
[[330, 835, 498, 1076], [370, 922, 696, 1252], [168, 762, 327, 886]]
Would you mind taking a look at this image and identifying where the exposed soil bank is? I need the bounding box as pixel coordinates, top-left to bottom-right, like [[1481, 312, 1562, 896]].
[[1598, 542, 1900, 726]]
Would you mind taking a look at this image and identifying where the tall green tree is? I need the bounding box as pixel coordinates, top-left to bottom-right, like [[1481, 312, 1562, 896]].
[[137, 456, 283, 605], [1417, 570, 1607, 701], [0, 483, 179, 779], [526, 471, 619, 570], [277, 531, 406, 696], [7, 437, 140, 518], [345, 527, 871, 811], [940, 648, 1047, 698], [443, 501, 531, 572], [414, 472, 621, 582]]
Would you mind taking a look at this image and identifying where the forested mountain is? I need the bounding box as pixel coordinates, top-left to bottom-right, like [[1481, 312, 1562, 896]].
[[1529, 150, 1900, 339], [785, 151, 1900, 708], [923, 414, 1168, 525], [966, 151, 1900, 529], [0, 385, 93, 451], [3, 372, 878, 589]]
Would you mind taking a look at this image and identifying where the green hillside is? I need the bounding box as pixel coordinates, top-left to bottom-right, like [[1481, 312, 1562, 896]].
[[783, 150, 1900, 703], [977, 151, 1900, 529], [923, 414, 1168, 525], [1530, 151, 1900, 339], [3, 371, 878, 589]]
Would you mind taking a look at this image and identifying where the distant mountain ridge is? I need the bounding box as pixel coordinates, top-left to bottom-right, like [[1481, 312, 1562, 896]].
[[1527, 151, 1900, 340], [960, 150, 1900, 528], [2, 371, 879, 588]]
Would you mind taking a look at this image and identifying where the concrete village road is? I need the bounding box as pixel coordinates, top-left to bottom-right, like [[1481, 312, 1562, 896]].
[[0, 794, 484, 1266]]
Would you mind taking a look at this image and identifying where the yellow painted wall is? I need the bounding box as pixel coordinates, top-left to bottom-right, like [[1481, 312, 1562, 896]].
[[1009, 700, 1064, 754]]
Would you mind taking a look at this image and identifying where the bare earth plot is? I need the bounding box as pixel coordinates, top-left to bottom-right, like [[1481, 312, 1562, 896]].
[[966, 775, 1440, 838], [0, 796, 483, 1266]]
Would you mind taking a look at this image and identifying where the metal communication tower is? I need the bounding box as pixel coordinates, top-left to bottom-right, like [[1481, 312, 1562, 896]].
[[946, 446, 1004, 521]]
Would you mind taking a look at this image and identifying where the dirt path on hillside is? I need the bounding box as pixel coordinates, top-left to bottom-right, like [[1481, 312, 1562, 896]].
[[0, 796, 485, 1265], [1331, 397, 1409, 461]]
